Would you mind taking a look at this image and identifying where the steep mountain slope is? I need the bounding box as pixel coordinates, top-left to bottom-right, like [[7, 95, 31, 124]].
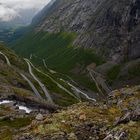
[[32, 0, 140, 61], [32, 0, 56, 25], [0, 43, 57, 139], [1, 43, 102, 106], [0, 43, 89, 138], [12, 0, 140, 91], [0, 26, 28, 44], [0, 43, 53, 106], [0, 1, 140, 138], [0, 44, 140, 139]]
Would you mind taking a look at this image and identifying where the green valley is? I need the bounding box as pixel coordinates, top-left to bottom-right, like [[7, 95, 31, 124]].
[[13, 32, 104, 73], [0, 0, 139, 139]]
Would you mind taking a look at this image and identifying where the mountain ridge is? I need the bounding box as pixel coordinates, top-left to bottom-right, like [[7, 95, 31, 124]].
[[33, 0, 140, 61]]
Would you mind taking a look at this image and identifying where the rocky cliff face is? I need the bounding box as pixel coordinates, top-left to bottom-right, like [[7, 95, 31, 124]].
[[34, 0, 140, 62]]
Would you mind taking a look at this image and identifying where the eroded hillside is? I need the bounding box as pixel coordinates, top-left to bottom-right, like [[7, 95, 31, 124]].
[[4, 86, 140, 140]]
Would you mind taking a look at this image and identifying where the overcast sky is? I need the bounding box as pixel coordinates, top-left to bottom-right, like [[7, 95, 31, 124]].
[[0, 0, 51, 22]]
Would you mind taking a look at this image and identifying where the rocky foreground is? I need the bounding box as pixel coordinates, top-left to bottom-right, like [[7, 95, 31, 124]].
[[0, 85, 139, 140]]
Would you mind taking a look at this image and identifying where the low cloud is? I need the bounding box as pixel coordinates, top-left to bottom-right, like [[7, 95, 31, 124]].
[[0, 0, 51, 22], [0, 5, 19, 21]]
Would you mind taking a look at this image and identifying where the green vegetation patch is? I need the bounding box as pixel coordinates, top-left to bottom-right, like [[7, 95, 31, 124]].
[[13, 32, 104, 73], [0, 117, 32, 129], [128, 64, 140, 78], [0, 43, 27, 71], [33, 69, 78, 106], [70, 73, 98, 92], [107, 65, 121, 85]]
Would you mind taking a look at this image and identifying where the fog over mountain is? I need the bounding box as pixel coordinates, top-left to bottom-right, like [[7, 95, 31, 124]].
[[0, 0, 51, 27]]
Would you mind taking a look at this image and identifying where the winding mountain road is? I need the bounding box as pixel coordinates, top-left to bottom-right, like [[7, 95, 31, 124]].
[[24, 59, 54, 104], [88, 69, 112, 95], [0, 51, 44, 100], [20, 73, 43, 99], [68, 82, 96, 102], [43, 59, 48, 69], [0, 51, 11, 66], [60, 79, 96, 102], [89, 70, 104, 96], [42, 59, 97, 101], [0, 51, 97, 102], [25, 59, 80, 101], [43, 59, 56, 74], [31, 56, 96, 102]]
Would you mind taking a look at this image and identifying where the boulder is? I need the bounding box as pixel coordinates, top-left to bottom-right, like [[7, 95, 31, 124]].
[[35, 114, 44, 121]]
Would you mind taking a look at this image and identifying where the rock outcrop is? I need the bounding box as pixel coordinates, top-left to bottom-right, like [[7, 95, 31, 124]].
[[13, 85, 140, 140], [34, 0, 140, 62]]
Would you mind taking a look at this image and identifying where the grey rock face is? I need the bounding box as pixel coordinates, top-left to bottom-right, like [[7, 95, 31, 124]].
[[34, 0, 140, 62]]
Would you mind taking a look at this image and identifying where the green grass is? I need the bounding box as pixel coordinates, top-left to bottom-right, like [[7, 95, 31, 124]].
[[0, 117, 33, 128], [13, 32, 104, 73], [128, 64, 140, 77], [70, 73, 98, 92], [33, 68, 79, 106], [0, 117, 33, 139], [107, 65, 121, 85], [11, 31, 105, 102], [0, 43, 27, 71]]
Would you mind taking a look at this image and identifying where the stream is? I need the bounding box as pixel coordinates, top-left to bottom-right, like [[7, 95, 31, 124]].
[[0, 100, 32, 113]]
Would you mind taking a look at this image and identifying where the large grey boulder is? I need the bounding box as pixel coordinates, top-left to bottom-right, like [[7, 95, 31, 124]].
[[35, 113, 44, 121]]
